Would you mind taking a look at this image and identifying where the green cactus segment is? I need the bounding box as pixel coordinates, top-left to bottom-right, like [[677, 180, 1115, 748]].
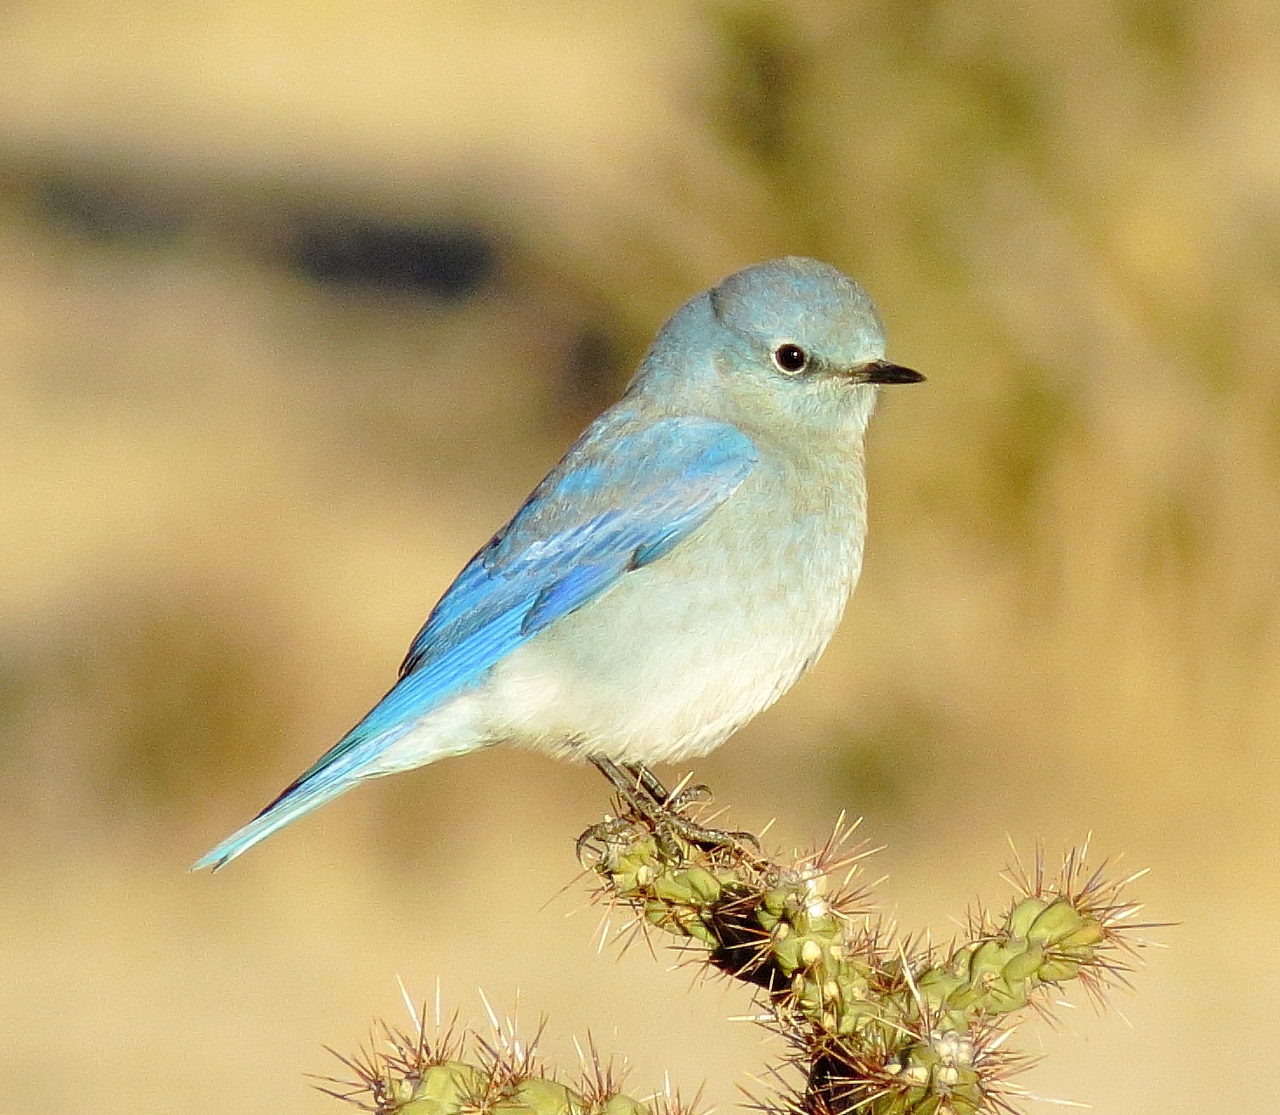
[[328, 1024, 665, 1115], [489, 1077, 582, 1115], [805, 1024, 989, 1115], [399, 1062, 486, 1115], [393, 1064, 649, 1115], [597, 1095, 651, 1115], [915, 896, 1109, 1028], [806, 1023, 995, 1115]]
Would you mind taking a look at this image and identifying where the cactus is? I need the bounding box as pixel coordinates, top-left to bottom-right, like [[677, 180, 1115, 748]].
[[326, 793, 1149, 1115], [319, 1013, 695, 1115], [584, 805, 1146, 1115]]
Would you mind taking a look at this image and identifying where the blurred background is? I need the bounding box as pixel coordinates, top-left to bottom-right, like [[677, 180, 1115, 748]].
[[0, 0, 1276, 1110]]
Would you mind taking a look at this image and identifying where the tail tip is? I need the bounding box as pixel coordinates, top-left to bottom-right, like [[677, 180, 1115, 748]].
[[189, 847, 234, 874]]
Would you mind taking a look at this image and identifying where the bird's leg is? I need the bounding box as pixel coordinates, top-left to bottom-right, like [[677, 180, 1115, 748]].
[[626, 762, 673, 805], [586, 756, 759, 855], [624, 763, 713, 813], [577, 756, 665, 862], [590, 756, 663, 817]]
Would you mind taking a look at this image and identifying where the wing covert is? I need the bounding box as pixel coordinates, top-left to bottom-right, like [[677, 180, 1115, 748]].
[[398, 414, 758, 683]]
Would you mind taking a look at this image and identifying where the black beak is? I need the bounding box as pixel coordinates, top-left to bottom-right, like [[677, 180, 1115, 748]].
[[860, 360, 925, 385]]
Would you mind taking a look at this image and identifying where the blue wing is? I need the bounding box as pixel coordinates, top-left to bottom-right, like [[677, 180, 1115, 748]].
[[192, 414, 758, 870], [400, 415, 759, 673]]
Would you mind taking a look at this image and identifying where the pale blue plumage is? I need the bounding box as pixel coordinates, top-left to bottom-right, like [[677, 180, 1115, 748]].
[[402, 415, 758, 672], [193, 257, 921, 871]]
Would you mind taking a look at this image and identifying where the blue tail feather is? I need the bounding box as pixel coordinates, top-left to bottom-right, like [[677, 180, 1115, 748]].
[[189, 777, 357, 872], [190, 718, 409, 872]]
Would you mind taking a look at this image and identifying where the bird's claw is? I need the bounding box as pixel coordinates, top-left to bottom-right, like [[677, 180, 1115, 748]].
[[653, 811, 761, 856], [663, 782, 713, 811], [576, 814, 640, 865], [584, 755, 762, 861], [579, 807, 760, 866]]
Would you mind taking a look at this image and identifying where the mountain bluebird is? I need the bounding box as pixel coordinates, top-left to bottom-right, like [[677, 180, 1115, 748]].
[[193, 256, 922, 871]]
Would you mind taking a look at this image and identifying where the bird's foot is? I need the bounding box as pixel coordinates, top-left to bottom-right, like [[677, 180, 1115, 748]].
[[576, 813, 641, 864], [652, 810, 761, 857], [662, 781, 712, 811], [584, 756, 760, 860]]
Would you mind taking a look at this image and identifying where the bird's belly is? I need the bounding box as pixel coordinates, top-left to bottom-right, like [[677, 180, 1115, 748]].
[[482, 497, 862, 764]]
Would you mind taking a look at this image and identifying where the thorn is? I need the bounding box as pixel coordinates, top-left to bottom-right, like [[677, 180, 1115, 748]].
[[478, 988, 500, 1034], [397, 976, 421, 1035]]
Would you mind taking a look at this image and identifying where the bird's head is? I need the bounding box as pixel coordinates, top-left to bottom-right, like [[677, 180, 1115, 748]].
[[628, 257, 922, 443], [712, 255, 922, 422]]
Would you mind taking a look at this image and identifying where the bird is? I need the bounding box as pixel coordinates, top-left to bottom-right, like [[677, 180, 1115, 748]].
[[192, 256, 923, 871]]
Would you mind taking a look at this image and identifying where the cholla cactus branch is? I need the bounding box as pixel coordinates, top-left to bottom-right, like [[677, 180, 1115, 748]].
[[325, 789, 1147, 1115], [579, 792, 1149, 1115], [323, 1012, 699, 1115]]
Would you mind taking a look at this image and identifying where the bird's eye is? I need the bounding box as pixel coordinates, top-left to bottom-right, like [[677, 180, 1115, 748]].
[[773, 344, 809, 374]]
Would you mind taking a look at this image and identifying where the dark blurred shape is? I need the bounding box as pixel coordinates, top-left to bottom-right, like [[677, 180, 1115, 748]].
[[87, 591, 294, 813], [1119, 0, 1195, 71], [704, 1, 809, 166], [35, 172, 186, 244], [979, 366, 1079, 542], [289, 216, 496, 297], [955, 56, 1047, 153], [561, 324, 626, 419], [0, 649, 36, 784], [827, 702, 947, 822], [1138, 489, 1205, 585], [6, 586, 294, 824]]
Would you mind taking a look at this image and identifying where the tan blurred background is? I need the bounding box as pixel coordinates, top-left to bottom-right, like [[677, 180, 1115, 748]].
[[0, 0, 1276, 1110]]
